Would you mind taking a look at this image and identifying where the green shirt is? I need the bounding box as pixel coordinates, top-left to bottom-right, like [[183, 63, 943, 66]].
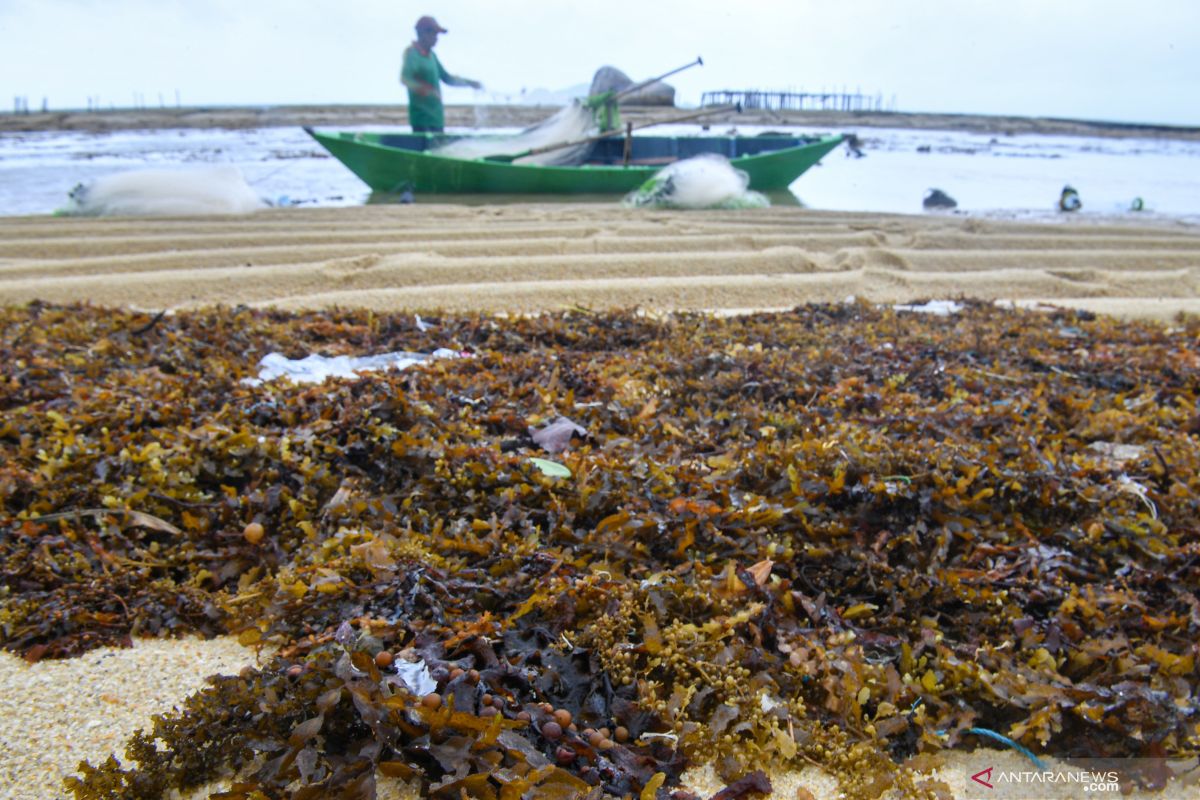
[[400, 44, 470, 130]]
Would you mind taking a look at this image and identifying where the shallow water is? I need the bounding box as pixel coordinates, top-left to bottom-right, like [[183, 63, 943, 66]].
[[787, 125, 1200, 221], [1, 123, 1197, 221], [0, 127, 365, 216]]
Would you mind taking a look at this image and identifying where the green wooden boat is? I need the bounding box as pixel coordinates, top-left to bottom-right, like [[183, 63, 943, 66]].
[[305, 127, 843, 195]]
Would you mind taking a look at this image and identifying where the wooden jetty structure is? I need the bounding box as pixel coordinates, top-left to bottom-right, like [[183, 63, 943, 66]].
[[701, 90, 888, 113]]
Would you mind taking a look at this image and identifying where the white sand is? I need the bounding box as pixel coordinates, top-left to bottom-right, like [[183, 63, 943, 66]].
[[3, 637, 1192, 799], [2, 202, 1198, 797], [1, 205, 1198, 320], [0, 637, 259, 800]]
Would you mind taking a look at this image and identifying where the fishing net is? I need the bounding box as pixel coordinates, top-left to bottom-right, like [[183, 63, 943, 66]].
[[58, 166, 267, 216], [590, 65, 675, 105], [432, 100, 599, 166], [623, 154, 770, 209]]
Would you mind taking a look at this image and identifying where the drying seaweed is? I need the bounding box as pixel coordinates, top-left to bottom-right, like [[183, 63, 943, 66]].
[[1, 300, 1198, 799]]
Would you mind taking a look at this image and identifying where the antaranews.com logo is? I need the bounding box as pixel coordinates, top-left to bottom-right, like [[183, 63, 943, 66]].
[[970, 765, 1120, 793], [953, 755, 1198, 799]]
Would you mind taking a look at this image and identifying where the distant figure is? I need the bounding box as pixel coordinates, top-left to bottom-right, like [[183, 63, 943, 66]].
[[1059, 185, 1082, 212], [400, 16, 482, 133], [923, 188, 957, 210], [844, 133, 865, 158]]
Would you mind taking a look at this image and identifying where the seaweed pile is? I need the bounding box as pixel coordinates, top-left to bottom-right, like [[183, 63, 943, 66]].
[[1, 300, 1198, 799]]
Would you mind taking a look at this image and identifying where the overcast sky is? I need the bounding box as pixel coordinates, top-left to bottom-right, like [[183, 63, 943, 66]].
[[2, 0, 1197, 126]]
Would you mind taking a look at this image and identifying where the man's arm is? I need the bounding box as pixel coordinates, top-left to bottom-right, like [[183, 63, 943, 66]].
[[434, 53, 482, 90]]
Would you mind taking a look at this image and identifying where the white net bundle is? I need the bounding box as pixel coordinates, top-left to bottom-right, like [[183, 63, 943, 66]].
[[59, 166, 267, 216], [432, 100, 598, 166], [623, 154, 770, 209]]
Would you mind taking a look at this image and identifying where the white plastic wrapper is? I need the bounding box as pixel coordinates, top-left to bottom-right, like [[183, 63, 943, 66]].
[[623, 154, 769, 210], [893, 300, 964, 316], [59, 166, 268, 216], [246, 348, 462, 386], [388, 659, 438, 696]]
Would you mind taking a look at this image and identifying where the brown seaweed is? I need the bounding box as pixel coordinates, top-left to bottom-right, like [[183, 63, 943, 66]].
[[1, 299, 1198, 799]]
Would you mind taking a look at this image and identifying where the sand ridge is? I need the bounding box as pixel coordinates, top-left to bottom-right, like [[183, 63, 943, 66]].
[[1, 205, 1199, 320]]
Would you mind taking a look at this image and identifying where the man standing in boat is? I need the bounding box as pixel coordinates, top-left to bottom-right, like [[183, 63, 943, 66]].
[[400, 15, 482, 133]]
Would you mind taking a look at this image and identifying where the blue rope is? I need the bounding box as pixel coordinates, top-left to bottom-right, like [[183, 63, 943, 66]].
[[921, 697, 1045, 770], [964, 727, 1047, 770]]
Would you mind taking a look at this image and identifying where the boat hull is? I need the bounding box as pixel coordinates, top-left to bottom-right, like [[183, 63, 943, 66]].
[[307, 129, 843, 195]]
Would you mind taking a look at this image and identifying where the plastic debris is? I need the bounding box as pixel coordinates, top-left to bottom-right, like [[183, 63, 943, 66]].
[[964, 728, 1047, 770], [529, 416, 588, 453], [893, 300, 964, 315], [529, 457, 572, 478], [389, 658, 438, 696], [247, 348, 462, 385]]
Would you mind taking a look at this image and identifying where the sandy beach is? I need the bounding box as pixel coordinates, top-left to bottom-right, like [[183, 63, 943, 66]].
[[3, 637, 1192, 800], [1, 204, 1198, 321], [3, 202, 1199, 799]]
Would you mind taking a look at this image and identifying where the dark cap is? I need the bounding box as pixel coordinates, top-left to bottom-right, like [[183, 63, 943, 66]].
[[415, 16, 447, 33]]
